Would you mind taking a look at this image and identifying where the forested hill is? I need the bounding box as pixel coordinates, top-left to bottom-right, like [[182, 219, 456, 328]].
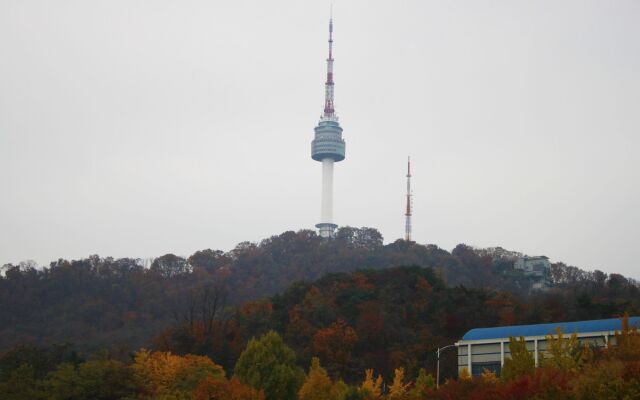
[[1, 227, 638, 356]]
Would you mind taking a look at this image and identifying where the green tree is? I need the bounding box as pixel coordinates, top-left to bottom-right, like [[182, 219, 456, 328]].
[[44, 363, 83, 400], [0, 363, 45, 400], [502, 336, 535, 381], [411, 368, 435, 397], [331, 380, 349, 400], [234, 331, 304, 400], [43, 359, 135, 400], [340, 386, 367, 400], [0, 344, 79, 382]]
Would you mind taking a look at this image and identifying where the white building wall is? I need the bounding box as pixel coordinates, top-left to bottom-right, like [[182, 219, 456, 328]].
[[457, 332, 612, 376]]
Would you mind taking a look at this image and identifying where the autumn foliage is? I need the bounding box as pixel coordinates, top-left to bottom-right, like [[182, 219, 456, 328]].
[[0, 313, 639, 400], [192, 377, 265, 400], [131, 349, 225, 397]]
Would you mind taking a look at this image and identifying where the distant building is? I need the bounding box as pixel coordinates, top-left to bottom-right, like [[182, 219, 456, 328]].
[[456, 317, 640, 377], [514, 256, 551, 290]]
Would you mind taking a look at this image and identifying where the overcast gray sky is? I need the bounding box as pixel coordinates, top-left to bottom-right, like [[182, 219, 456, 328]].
[[1, 0, 638, 278]]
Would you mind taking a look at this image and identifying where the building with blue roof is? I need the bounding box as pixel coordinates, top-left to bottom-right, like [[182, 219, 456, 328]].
[[456, 316, 640, 377]]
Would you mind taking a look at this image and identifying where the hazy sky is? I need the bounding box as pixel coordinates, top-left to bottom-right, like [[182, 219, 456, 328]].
[[1, 1, 639, 278]]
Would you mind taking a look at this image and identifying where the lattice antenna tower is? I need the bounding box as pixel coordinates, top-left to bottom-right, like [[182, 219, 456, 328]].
[[405, 157, 413, 241]]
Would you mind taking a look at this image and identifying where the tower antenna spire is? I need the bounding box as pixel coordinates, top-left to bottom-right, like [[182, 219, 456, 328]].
[[405, 157, 413, 241], [323, 8, 335, 119]]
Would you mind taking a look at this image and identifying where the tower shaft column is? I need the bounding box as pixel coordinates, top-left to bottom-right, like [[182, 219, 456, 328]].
[[321, 158, 334, 225]]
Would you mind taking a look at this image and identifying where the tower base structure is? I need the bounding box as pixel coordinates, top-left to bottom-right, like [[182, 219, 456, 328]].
[[315, 222, 338, 238]]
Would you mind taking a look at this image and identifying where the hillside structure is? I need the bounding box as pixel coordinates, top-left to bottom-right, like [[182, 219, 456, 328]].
[[311, 15, 345, 238], [456, 316, 640, 377], [514, 256, 551, 290]]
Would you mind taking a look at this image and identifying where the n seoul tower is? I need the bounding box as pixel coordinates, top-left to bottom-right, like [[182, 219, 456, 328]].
[[311, 13, 345, 238]]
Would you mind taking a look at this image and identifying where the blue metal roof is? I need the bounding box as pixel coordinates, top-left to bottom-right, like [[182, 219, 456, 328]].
[[462, 317, 640, 341]]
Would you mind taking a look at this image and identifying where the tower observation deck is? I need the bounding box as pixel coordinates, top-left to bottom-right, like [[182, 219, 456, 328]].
[[311, 15, 345, 238]]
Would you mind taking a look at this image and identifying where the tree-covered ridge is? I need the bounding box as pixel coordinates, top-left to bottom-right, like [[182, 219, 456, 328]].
[[154, 265, 639, 384], [152, 265, 508, 380], [1, 227, 638, 354]]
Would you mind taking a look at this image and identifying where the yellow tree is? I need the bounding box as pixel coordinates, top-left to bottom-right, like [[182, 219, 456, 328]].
[[480, 368, 498, 384], [608, 312, 640, 361], [360, 369, 383, 399], [299, 357, 333, 400], [388, 367, 411, 399], [542, 327, 588, 372], [132, 349, 224, 398]]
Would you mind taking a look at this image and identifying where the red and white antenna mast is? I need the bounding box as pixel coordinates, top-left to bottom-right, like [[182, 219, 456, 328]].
[[322, 7, 336, 120], [405, 157, 413, 241]]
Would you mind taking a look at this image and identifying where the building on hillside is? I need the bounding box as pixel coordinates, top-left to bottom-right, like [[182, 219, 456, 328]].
[[514, 256, 551, 290], [455, 316, 640, 377]]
